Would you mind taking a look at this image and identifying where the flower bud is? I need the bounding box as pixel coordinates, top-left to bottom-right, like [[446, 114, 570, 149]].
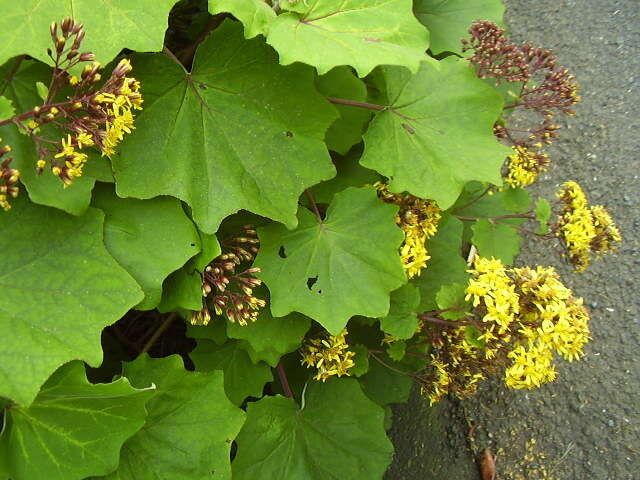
[[78, 52, 95, 62]]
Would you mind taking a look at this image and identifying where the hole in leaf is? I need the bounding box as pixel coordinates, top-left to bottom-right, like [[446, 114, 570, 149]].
[[190, 243, 195, 247], [307, 276, 318, 290], [278, 246, 287, 258], [285, 131, 293, 137]]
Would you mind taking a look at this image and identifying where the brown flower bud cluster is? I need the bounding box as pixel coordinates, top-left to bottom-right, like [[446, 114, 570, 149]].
[[463, 21, 580, 188], [0, 142, 19, 211], [191, 225, 267, 327]]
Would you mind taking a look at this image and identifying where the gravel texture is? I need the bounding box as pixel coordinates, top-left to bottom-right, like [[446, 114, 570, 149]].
[[387, 1, 639, 478]]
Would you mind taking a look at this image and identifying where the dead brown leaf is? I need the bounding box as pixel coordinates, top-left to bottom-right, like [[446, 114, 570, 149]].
[[479, 448, 496, 480]]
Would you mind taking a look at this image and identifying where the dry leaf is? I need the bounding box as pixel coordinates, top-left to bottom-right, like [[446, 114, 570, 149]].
[[479, 448, 496, 480]]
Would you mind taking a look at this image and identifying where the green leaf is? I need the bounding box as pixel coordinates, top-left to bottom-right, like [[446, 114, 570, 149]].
[[0, 1, 179, 67], [104, 355, 246, 480], [92, 184, 201, 310], [350, 344, 370, 377], [255, 187, 406, 334], [0, 362, 153, 480], [266, 0, 429, 77], [157, 268, 203, 312], [535, 197, 552, 234], [226, 293, 311, 367], [308, 152, 380, 205], [414, 214, 468, 311], [0, 96, 14, 121], [387, 341, 406, 361], [188, 231, 221, 272], [190, 339, 273, 405], [359, 357, 412, 405], [209, 0, 276, 38], [232, 378, 394, 479], [465, 325, 485, 348], [502, 186, 531, 212], [0, 196, 142, 405], [315, 67, 371, 154], [361, 57, 511, 209], [471, 218, 521, 265], [453, 183, 531, 218], [414, 0, 505, 55], [0, 58, 99, 214], [34, 81, 48, 101], [435, 283, 470, 320], [379, 284, 420, 339], [114, 20, 336, 233]]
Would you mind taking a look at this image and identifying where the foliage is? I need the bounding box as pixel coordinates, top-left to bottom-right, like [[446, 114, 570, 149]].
[[0, 2, 622, 479]]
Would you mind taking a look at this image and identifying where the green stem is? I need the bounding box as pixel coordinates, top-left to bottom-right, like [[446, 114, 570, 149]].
[[139, 314, 177, 356]]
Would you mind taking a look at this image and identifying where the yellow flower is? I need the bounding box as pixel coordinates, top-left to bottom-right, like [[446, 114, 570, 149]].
[[556, 181, 621, 271], [504, 146, 548, 188], [301, 329, 356, 381], [374, 182, 441, 278], [505, 343, 557, 389]]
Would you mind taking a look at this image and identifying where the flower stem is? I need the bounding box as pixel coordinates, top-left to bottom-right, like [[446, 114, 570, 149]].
[[277, 362, 294, 398]]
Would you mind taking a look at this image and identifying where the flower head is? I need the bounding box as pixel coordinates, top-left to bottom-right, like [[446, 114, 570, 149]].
[[556, 181, 621, 271], [375, 182, 441, 278], [301, 329, 356, 381]]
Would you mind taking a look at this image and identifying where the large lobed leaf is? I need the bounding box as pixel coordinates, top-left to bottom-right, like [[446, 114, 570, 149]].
[[361, 57, 511, 209], [266, 0, 429, 77], [92, 184, 201, 310], [0, 362, 153, 480], [103, 355, 245, 480], [114, 20, 337, 233], [232, 378, 394, 479], [0, 196, 142, 406], [255, 187, 406, 334], [0, 1, 178, 68]]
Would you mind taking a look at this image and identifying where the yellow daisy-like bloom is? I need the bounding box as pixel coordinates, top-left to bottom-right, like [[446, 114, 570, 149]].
[[513, 265, 590, 362], [54, 135, 89, 184], [465, 256, 519, 333], [557, 181, 621, 271], [301, 329, 356, 381], [504, 145, 549, 188], [505, 343, 557, 389], [374, 182, 441, 278]]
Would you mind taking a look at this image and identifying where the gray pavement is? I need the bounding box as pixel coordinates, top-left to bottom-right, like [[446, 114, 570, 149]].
[[387, 1, 639, 478]]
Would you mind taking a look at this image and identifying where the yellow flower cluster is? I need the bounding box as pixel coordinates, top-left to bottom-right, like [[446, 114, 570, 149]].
[[94, 60, 143, 157], [374, 182, 441, 278], [422, 327, 487, 405], [301, 329, 356, 381], [504, 145, 549, 188], [423, 257, 591, 402], [51, 134, 92, 184], [556, 181, 621, 271]]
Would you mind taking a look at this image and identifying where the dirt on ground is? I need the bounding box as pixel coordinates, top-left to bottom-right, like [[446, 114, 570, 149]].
[[386, 1, 639, 479]]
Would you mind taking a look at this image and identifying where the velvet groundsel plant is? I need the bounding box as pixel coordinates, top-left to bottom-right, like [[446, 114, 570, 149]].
[[0, 2, 622, 480]]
